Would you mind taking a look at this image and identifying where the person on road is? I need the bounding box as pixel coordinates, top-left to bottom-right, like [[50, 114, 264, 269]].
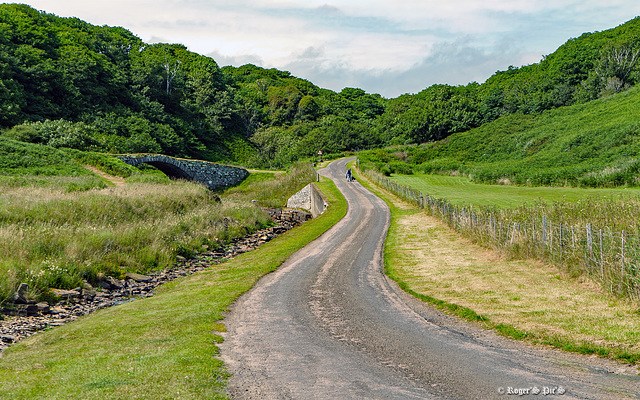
[[346, 168, 352, 182]]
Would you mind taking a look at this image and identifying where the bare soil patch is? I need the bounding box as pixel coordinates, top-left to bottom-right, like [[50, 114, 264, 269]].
[[83, 165, 126, 186]]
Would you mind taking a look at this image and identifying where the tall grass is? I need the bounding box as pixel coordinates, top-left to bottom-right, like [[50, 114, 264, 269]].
[[0, 134, 318, 305], [0, 180, 272, 304], [0, 159, 318, 304], [223, 161, 317, 207]]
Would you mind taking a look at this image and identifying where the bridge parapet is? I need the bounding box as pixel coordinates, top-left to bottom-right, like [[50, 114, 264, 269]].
[[118, 154, 248, 190]]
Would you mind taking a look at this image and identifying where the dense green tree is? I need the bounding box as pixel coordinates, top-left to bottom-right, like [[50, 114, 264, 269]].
[[3, 4, 640, 169]]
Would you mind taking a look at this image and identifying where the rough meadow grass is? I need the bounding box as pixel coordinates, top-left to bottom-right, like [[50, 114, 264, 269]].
[[0, 179, 271, 304]]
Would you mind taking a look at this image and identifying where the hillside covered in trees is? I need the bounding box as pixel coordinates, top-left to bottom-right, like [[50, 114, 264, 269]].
[[1, 4, 640, 170]]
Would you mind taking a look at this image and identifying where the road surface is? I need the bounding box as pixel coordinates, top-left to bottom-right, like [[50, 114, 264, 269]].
[[220, 158, 640, 399]]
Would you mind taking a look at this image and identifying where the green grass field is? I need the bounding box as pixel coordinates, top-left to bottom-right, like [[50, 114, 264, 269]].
[[0, 176, 347, 400], [389, 173, 640, 208]]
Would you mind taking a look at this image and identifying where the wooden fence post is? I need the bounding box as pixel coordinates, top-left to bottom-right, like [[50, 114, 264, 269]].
[[599, 229, 604, 279], [532, 220, 536, 243], [560, 223, 564, 255], [621, 230, 626, 277], [586, 223, 593, 256]]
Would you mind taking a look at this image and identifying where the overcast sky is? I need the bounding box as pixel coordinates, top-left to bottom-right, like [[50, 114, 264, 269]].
[[13, 1, 640, 97]]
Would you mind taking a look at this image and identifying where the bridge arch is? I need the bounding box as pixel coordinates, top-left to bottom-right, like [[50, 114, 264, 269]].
[[117, 154, 248, 190]]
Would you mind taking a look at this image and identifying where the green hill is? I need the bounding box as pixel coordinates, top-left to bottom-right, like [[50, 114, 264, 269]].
[[2, 4, 640, 173], [359, 85, 640, 187]]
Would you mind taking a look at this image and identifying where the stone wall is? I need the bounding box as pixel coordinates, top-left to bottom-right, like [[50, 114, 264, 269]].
[[118, 155, 249, 190], [263, 208, 312, 226], [286, 184, 312, 211]]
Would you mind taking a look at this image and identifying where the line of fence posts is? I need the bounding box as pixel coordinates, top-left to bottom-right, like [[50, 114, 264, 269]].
[[359, 166, 640, 301]]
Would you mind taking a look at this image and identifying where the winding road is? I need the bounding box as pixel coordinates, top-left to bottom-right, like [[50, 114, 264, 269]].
[[220, 158, 640, 399]]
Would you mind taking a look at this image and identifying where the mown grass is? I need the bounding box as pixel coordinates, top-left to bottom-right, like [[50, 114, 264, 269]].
[[354, 165, 640, 366], [0, 173, 346, 399], [389, 173, 640, 209]]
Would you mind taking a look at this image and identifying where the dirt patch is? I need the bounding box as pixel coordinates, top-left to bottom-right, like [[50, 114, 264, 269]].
[[84, 165, 126, 186]]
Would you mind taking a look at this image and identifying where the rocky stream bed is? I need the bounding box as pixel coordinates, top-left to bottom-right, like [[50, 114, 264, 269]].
[[0, 208, 311, 355]]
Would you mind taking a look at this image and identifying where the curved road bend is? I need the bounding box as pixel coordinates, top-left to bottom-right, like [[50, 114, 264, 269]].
[[220, 158, 640, 399]]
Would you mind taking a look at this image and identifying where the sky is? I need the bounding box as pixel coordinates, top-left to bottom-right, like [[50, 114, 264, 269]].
[[12, 1, 640, 98]]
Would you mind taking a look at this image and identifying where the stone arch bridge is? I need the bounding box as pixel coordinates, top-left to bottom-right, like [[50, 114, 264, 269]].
[[118, 154, 249, 190]]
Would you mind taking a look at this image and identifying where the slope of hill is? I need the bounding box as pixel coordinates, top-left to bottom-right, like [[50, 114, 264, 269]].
[[359, 85, 640, 187], [1, 4, 640, 172], [0, 4, 241, 162]]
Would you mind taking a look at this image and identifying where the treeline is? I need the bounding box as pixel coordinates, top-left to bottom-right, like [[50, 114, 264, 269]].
[[358, 85, 640, 187], [2, 4, 640, 170], [0, 4, 238, 162]]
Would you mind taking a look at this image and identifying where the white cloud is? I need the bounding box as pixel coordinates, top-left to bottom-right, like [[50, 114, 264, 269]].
[[13, 0, 640, 96]]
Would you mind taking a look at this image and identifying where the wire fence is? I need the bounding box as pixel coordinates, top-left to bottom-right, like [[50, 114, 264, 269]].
[[360, 167, 640, 302]]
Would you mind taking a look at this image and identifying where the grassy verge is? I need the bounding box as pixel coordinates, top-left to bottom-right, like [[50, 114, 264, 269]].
[[354, 165, 640, 367], [0, 176, 347, 399]]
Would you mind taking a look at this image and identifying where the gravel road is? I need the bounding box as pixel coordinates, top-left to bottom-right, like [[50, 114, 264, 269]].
[[220, 158, 640, 399]]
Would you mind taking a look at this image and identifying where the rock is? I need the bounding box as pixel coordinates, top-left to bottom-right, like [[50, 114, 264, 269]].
[[11, 283, 30, 304], [0, 335, 16, 343], [11, 292, 27, 304], [22, 304, 39, 316], [36, 302, 50, 314], [48, 307, 66, 315], [1, 307, 18, 316], [51, 289, 80, 300], [105, 276, 124, 289], [81, 289, 95, 301], [17, 283, 29, 295], [125, 272, 153, 283]]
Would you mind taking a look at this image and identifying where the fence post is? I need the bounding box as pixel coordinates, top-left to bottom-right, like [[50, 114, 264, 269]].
[[560, 223, 564, 255], [586, 223, 593, 256], [599, 229, 604, 279], [491, 214, 495, 239], [511, 223, 518, 244], [532, 220, 536, 243], [542, 216, 548, 245], [621, 230, 626, 278]]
